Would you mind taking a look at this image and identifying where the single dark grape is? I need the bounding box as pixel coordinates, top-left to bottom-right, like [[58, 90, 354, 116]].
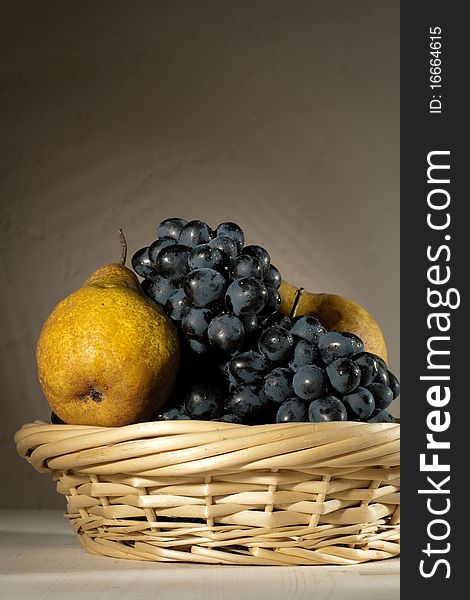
[[216, 222, 245, 252], [264, 367, 294, 405], [308, 396, 348, 422], [157, 217, 188, 240], [289, 339, 320, 371], [225, 386, 270, 423], [342, 387, 375, 420], [225, 277, 268, 316], [292, 365, 327, 400], [165, 289, 190, 320], [156, 244, 190, 282], [242, 245, 270, 275], [184, 383, 224, 420], [179, 220, 213, 247], [326, 358, 362, 394], [353, 352, 379, 387], [276, 398, 308, 423], [189, 244, 224, 271], [318, 331, 356, 365], [213, 414, 243, 423], [368, 409, 395, 423], [264, 265, 281, 289], [207, 314, 245, 354], [208, 236, 239, 264], [258, 325, 294, 363], [147, 275, 179, 305], [366, 383, 394, 410], [387, 370, 400, 399], [182, 306, 213, 341], [290, 316, 326, 344], [131, 247, 156, 278], [148, 238, 177, 264], [228, 350, 270, 385], [260, 312, 292, 331], [184, 268, 227, 308], [229, 254, 263, 280]]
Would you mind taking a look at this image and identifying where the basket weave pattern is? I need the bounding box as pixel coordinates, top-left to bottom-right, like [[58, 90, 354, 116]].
[[15, 420, 400, 565]]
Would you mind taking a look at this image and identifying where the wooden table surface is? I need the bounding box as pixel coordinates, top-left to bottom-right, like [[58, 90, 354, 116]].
[[0, 510, 399, 600]]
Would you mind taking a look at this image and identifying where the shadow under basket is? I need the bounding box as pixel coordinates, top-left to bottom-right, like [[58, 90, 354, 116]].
[[15, 420, 400, 566]]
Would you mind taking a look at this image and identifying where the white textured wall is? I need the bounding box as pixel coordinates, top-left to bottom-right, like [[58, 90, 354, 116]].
[[1, 0, 399, 508]]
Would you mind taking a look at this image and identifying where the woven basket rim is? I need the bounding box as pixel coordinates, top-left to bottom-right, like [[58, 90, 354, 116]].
[[15, 419, 400, 475]]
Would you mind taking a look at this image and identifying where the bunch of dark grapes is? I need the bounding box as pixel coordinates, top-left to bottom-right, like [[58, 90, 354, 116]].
[[132, 218, 400, 425], [132, 218, 281, 356], [223, 318, 399, 424]]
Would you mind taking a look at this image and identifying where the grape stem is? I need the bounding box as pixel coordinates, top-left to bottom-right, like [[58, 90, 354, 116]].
[[289, 287, 304, 319], [118, 229, 127, 266]]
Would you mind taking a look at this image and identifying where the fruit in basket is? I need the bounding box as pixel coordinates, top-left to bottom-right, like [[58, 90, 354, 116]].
[[342, 388, 375, 420], [226, 385, 272, 423], [326, 358, 362, 394], [276, 398, 309, 423], [308, 395, 348, 422], [133, 217, 399, 426], [184, 383, 225, 420], [278, 280, 388, 362], [37, 232, 180, 426], [292, 365, 327, 400]]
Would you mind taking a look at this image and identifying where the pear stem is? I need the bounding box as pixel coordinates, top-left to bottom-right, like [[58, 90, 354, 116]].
[[118, 229, 127, 266], [289, 287, 304, 319]]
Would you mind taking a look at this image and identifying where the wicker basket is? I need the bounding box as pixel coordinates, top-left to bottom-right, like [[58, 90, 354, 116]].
[[15, 419, 400, 565]]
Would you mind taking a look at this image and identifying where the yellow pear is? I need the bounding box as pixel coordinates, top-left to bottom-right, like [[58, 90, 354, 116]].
[[279, 280, 388, 363], [36, 233, 180, 426]]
